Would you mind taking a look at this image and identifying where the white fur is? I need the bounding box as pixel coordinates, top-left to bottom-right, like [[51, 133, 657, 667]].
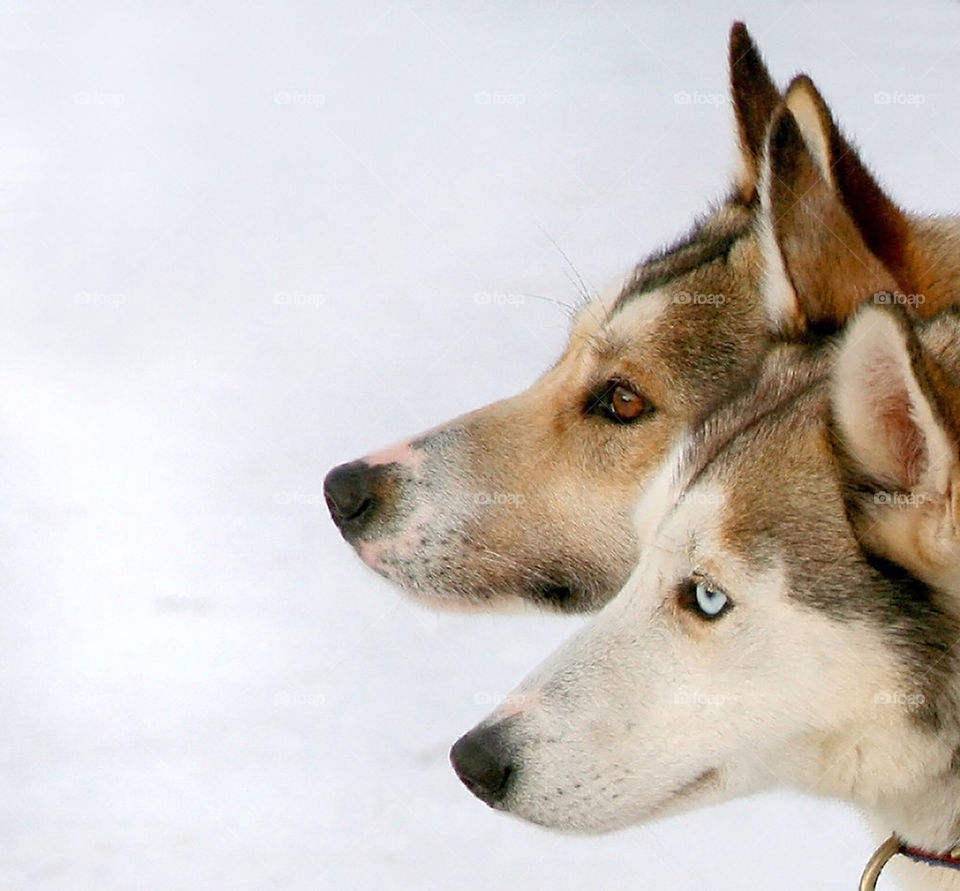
[[482, 480, 900, 829], [465, 461, 960, 889], [757, 140, 800, 336], [603, 287, 672, 343], [834, 307, 954, 496], [631, 430, 691, 549], [785, 84, 835, 187]]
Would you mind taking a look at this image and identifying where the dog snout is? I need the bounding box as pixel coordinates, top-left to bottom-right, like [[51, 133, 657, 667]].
[[450, 720, 516, 808], [324, 460, 377, 536]]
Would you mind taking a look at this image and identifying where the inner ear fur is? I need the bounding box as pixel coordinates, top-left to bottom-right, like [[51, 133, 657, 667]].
[[759, 103, 904, 337], [832, 305, 959, 496], [785, 75, 924, 302]]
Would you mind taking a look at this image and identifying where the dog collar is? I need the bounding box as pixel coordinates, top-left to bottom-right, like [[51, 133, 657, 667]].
[[859, 834, 960, 889]]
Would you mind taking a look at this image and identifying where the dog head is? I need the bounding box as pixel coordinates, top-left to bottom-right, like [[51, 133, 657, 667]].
[[325, 202, 763, 612], [450, 319, 960, 834], [326, 24, 931, 613]]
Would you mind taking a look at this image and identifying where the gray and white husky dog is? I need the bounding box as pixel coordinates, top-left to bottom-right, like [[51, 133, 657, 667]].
[[451, 301, 960, 890], [326, 24, 960, 615]]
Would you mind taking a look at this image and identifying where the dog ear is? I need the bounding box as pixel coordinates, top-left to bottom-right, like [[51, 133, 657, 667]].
[[729, 22, 781, 205], [758, 103, 901, 337], [833, 305, 955, 494], [832, 305, 960, 581], [784, 75, 922, 301]]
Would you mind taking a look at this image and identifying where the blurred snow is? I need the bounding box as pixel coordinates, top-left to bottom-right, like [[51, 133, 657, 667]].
[[3, 1, 960, 888]]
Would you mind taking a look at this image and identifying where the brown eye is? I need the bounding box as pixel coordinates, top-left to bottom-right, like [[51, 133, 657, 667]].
[[610, 385, 645, 421], [585, 380, 653, 424]]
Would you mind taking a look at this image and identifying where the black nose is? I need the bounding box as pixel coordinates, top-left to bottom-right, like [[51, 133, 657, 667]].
[[324, 460, 376, 536], [450, 721, 515, 808]]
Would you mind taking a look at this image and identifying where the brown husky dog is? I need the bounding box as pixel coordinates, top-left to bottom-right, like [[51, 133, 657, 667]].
[[325, 23, 960, 614]]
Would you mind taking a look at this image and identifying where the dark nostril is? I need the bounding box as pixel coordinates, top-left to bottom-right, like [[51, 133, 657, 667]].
[[324, 460, 376, 532], [450, 724, 514, 808]]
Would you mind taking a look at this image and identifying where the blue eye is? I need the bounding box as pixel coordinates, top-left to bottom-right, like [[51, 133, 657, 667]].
[[683, 579, 731, 620]]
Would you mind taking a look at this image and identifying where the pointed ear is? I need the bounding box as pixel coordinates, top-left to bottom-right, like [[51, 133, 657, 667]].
[[729, 22, 781, 204], [758, 104, 901, 337], [784, 75, 921, 298], [833, 305, 957, 495], [832, 305, 960, 581]]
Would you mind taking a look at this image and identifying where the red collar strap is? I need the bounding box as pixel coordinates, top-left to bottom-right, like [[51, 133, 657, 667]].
[[901, 841, 960, 869], [860, 835, 960, 890]]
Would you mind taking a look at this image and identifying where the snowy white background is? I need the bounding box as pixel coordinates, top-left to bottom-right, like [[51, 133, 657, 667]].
[[4, 2, 960, 889]]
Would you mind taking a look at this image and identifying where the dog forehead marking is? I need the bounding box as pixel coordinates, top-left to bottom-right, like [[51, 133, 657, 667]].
[[603, 289, 673, 351], [567, 270, 634, 343], [566, 286, 671, 368], [612, 208, 752, 314]]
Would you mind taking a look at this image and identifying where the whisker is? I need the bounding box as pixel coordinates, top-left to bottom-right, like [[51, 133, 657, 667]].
[[471, 544, 555, 582], [513, 292, 579, 320], [538, 227, 595, 304]]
